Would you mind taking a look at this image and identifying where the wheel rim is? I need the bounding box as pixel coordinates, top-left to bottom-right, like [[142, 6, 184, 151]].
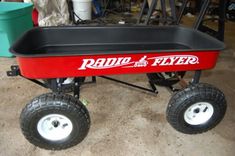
[[184, 102, 214, 125], [37, 114, 73, 141]]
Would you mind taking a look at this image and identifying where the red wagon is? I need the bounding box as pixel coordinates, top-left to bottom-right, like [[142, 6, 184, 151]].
[[7, 26, 227, 150]]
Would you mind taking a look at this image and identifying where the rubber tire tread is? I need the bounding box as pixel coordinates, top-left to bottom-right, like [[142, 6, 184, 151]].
[[166, 83, 227, 134], [20, 93, 90, 150]]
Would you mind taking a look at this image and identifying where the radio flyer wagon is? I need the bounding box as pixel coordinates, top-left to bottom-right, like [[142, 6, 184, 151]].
[[7, 26, 227, 150]]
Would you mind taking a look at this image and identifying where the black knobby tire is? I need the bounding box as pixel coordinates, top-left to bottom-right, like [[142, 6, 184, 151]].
[[20, 93, 90, 150], [166, 83, 227, 134]]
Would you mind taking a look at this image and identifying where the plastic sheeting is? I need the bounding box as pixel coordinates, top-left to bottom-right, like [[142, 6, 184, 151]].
[[33, 0, 71, 26]]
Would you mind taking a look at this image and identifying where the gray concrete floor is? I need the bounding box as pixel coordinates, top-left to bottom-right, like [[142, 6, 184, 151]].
[[0, 21, 235, 156]]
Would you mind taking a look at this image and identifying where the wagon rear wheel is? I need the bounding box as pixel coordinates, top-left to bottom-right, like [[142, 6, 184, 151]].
[[166, 83, 226, 134], [20, 93, 90, 150]]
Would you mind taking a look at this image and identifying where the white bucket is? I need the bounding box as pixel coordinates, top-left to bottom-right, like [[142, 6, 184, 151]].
[[72, 0, 92, 21]]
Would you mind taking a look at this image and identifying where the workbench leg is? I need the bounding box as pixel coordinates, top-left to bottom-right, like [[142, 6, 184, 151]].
[[144, 0, 158, 25], [137, 0, 148, 24], [218, 0, 226, 41]]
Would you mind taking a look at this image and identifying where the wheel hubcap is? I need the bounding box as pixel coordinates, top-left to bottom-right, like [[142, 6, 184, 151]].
[[37, 114, 73, 141], [184, 102, 214, 125]]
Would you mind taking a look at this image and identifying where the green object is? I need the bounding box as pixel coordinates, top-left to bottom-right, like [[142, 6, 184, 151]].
[[80, 99, 89, 106], [0, 2, 33, 57]]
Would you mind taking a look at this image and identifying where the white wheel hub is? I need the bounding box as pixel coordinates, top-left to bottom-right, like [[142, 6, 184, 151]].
[[184, 102, 214, 125], [37, 114, 73, 141]]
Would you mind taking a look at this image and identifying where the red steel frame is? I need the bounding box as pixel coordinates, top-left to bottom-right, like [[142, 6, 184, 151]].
[[17, 51, 219, 79]]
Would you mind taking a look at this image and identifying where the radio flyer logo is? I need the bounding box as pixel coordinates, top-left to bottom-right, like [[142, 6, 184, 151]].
[[78, 55, 199, 70]]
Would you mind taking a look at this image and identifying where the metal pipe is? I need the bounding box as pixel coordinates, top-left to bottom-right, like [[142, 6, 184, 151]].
[[160, 0, 167, 23], [177, 0, 188, 25], [169, 0, 177, 23], [193, 0, 210, 30], [137, 0, 148, 24], [218, 0, 226, 41], [192, 70, 202, 84], [99, 76, 158, 93], [144, 0, 158, 25]]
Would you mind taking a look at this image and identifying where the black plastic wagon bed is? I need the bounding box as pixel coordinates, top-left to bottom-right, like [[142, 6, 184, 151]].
[[11, 26, 224, 57]]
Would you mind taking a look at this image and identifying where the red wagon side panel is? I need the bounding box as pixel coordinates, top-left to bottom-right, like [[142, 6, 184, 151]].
[[17, 51, 219, 79]]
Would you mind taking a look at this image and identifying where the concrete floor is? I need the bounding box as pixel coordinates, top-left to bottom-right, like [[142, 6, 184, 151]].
[[0, 21, 235, 156]]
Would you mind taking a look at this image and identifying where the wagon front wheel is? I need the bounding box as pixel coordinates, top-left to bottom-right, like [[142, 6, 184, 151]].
[[166, 83, 227, 134], [20, 93, 90, 150]]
